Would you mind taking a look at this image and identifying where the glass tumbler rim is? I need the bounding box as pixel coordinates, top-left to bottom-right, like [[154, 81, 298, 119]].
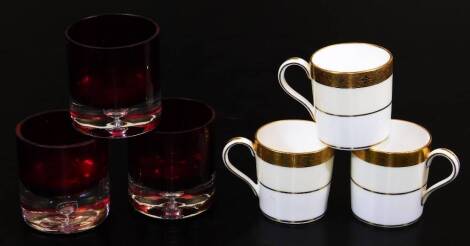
[[154, 97, 215, 135], [16, 109, 96, 149], [64, 13, 160, 50]]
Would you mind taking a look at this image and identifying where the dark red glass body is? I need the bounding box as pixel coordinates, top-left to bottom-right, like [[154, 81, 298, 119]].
[[16, 111, 108, 197], [65, 14, 162, 138], [128, 98, 215, 191], [66, 14, 161, 109]]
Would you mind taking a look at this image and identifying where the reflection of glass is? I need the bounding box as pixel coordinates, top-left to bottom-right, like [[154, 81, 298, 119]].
[[128, 212, 216, 246], [128, 98, 215, 219], [16, 110, 109, 233], [65, 14, 161, 138]]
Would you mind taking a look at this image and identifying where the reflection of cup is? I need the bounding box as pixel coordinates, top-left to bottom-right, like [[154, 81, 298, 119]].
[[16, 110, 109, 234], [347, 218, 422, 246], [278, 43, 393, 150], [254, 214, 328, 245], [128, 98, 215, 220], [351, 120, 460, 227], [223, 120, 334, 224]]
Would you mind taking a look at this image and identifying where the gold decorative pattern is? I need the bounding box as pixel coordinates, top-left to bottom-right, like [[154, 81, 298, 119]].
[[353, 120, 433, 167], [310, 43, 393, 88], [353, 146, 431, 167], [253, 140, 334, 168]]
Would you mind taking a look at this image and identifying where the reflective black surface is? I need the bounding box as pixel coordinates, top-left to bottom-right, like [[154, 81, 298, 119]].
[[0, 0, 468, 245]]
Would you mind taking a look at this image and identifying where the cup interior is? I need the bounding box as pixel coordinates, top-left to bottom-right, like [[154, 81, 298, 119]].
[[66, 14, 159, 48], [16, 110, 93, 147], [256, 120, 326, 153], [311, 43, 391, 73], [371, 120, 431, 153]]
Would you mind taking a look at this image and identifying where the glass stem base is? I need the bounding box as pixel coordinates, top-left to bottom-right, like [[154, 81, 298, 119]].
[[20, 178, 110, 234], [128, 176, 215, 220], [70, 99, 161, 138]]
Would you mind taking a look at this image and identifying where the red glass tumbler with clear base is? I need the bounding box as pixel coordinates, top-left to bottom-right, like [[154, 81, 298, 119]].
[[16, 110, 109, 234], [128, 98, 215, 219], [65, 13, 161, 138]]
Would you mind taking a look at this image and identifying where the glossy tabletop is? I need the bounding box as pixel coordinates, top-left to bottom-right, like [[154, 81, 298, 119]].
[[0, 0, 468, 245]]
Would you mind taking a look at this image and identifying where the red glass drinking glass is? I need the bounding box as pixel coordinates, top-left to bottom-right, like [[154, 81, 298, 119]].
[[65, 13, 161, 138], [128, 98, 215, 219], [16, 110, 109, 234]]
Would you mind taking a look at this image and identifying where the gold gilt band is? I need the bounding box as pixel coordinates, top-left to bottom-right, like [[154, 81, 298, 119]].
[[311, 44, 393, 88], [353, 146, 431, 167], [253, 140, 334, 168]]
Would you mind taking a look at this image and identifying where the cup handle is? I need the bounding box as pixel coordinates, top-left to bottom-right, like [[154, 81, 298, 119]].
[[278, 57, 316, 121], [421, 148, 460, 205], [222, 137, 259, 196]]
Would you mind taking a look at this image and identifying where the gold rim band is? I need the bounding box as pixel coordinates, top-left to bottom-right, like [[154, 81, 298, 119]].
[[353, 119, 433, 167], [311, 43, 393, 88], [253, 140, 334, 168], [353, 146, 430, 167]]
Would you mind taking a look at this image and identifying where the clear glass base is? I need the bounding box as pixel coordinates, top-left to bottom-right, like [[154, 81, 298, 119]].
[[20, 178, 110, 234], [128, 175, 215, 220], [70, 100, 161, 138]]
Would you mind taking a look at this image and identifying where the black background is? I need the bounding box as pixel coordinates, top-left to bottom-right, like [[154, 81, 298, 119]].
[[1, 0, 469, 245]]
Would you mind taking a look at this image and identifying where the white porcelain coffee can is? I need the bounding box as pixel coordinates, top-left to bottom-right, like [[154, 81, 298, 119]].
[[278, 43, 393, 150], [222, 120, 334, 224], [351, 120, 460, 227]]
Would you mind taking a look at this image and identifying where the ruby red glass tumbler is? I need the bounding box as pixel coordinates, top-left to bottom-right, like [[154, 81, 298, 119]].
[[128, 98, 215, 219], [65, 14, 161, 138], [16, 110, 109, 234]]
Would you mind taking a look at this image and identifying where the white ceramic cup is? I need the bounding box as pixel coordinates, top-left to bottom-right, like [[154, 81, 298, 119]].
[[278, 43, 393, 150], [351, 119, 460, 227], [222, 120, 334, 224]]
